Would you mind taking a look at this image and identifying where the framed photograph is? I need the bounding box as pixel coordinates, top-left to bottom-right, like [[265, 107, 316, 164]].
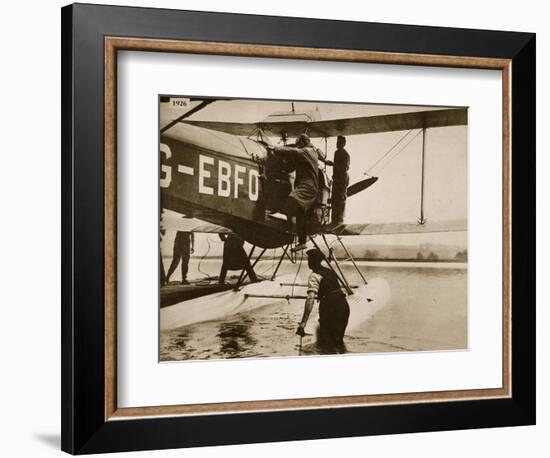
[[61, 3, 536, 454]]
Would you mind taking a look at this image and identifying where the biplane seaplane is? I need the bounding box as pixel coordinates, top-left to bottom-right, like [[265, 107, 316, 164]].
[[159, 98, 467, 336]]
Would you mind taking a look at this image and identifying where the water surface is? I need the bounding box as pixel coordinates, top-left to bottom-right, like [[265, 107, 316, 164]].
[[160, 260, 467, 361]]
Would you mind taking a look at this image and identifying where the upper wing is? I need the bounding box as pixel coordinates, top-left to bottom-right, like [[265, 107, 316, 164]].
[[307, 108, 467, 137], [182, 108, 467, 138], [332, 219, 467, 236]]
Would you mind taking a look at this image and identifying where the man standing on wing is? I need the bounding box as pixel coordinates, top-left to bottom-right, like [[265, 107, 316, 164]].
[[272, 133, 319, 252], [297, 248, 350, 352], [331, 135, 350, 225]]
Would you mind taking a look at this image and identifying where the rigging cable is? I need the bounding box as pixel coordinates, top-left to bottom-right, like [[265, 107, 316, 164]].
[[196, 235, 222, 283], [291, 250, 305, 299], [160, 100, 214, 134], [365, 129, 413, 175], [259, 249, 278, 276], [371, 128, 423, 175]]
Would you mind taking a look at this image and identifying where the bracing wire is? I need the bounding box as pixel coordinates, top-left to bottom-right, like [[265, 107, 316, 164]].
[[291, 250, 304, 298], [196, 236, 212, 282], [258, 249, 277, 276], [375, 128, 423, 175], [366, 129, 413, 175], [196, 235, 223, 282], [368, 128, 423, 176]]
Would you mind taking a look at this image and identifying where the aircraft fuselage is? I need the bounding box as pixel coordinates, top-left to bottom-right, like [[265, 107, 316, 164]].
[[160, 123, 293, 248]]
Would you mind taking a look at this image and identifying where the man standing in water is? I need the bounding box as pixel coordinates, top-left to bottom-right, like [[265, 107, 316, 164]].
[[165, 231, 194, 285], [272, 133, 319, 252], [296, 249, 350, 352], [331, 135, 350, 225]]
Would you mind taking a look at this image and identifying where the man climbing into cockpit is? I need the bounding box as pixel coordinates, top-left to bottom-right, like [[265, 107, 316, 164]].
[[271, 133, 319, 252]]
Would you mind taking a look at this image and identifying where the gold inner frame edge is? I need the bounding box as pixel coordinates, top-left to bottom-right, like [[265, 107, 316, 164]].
[[104, 37, 512, 420]]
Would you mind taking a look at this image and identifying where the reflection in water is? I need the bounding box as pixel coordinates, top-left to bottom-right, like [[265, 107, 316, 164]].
[[216, 318, 257, 357], [297, 326, 348, 356], [307, 340, 348, 356], [163, 330, 190, 353], [317, 340, 348, 355]]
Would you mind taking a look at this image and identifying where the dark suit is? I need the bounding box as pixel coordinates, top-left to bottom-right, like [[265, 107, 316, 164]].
[[166, 231, 192, 282], [331, 147, 350, 224]]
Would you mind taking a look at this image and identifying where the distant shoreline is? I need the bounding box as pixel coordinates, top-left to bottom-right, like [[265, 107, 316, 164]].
[[162, 255, 467, 263]]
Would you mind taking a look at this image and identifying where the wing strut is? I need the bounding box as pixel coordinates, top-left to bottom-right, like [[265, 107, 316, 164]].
[[270, 244, 293, 281], [161, 100, 215, 134], [330, 235, 368, 285], [418, 128, 428, 224], [234, 246, 267, 290], [309, 236, 354, 295], [322, 235, 354, 294]]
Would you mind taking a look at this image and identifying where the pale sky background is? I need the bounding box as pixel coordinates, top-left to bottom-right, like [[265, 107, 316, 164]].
[[161, 98, 467, 254]]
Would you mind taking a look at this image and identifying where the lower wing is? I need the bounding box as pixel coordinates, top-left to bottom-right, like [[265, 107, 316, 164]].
[[331, 219, 467, 236]]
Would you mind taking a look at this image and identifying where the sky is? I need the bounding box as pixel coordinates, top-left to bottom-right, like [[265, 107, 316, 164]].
[[160, 98, 468, 255]]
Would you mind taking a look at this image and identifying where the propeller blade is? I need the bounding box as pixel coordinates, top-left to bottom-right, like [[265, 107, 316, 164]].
[[347, 176, 379, 197]]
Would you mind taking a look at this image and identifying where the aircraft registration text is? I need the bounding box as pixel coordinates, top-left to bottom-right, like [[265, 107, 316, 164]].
[[160, 143, 260, 202]]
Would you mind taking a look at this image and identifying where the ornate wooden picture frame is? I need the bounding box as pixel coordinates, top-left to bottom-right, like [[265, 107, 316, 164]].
[[62, 3, 535, 454]]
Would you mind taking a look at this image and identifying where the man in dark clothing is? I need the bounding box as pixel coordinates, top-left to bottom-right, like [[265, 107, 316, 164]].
[[272, 134, 319, 251], [166, 231, 194, 285], [218, 233, 259, 285], [160, 229, 167, 286], [159, 207, 167, 286], [296, 249, 350, 351], [331, 135, 350, 225]]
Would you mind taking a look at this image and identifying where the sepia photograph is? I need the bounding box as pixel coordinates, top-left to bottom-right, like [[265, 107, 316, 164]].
[[55, 3, 537, 454], [159, 96, 468, 361]]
